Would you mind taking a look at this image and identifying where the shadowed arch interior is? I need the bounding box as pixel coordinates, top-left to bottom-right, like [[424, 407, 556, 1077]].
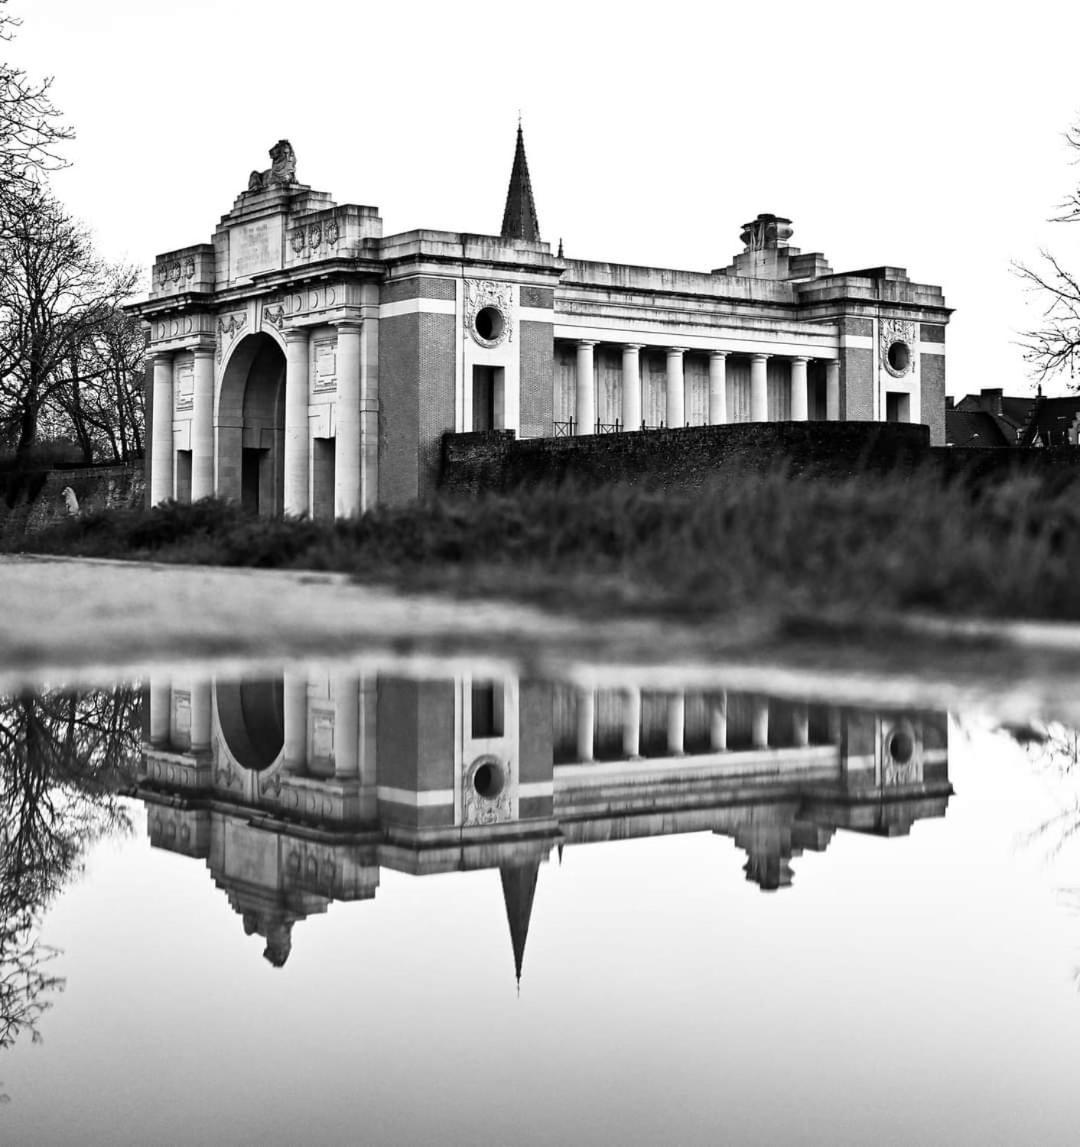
[[216, 676, 285, 771], [217, 332, 286, 515]]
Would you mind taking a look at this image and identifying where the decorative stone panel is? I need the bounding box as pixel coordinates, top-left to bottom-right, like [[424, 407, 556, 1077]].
[[465, 279, 513, 349], [881, 318, 917, 378], [463, 753, 513, 825]]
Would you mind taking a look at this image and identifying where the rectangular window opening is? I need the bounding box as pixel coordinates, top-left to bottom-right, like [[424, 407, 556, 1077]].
[[886, 392, 911, 423], [175, 450, 192, 504], [471, 681, 504, 738], [472, 366, 505, 431], [312, 438, 335, 521]]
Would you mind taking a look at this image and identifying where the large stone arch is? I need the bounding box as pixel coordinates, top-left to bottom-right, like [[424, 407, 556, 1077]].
[[215, 675, 285, 772], [217, 332, 287, 515]]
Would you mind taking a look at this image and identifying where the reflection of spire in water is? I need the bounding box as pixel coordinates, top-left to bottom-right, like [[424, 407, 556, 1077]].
[[500, 862, 540, 987]]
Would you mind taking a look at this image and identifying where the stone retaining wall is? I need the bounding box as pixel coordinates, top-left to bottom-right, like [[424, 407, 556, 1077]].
[[0, 464, 145, 543], [440, 422, 932, 495]]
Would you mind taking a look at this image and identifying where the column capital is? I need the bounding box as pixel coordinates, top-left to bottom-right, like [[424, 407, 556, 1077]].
[[790, 354, 810, 364], [334, 319, 363, 333], [283, 327, 310, 345], [750, 352, 771, 363], [151, 349, 175, 363], [623, 342, 645, 352], [191, 342, 217, 360], [577, 339, 598, 349], [666, 346, 688, 356], [709, 349, 730, 360]]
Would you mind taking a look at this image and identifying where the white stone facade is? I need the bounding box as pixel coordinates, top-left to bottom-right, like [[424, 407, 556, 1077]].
[[132, 141, 951, 515]]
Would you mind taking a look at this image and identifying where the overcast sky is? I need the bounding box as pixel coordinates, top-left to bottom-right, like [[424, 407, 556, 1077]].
[[11, 0, 1080, 396]]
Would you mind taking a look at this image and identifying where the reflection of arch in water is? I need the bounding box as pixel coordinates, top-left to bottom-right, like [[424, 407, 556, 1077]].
[[217, 332, 286, 515], [216, 676, 285, 771]]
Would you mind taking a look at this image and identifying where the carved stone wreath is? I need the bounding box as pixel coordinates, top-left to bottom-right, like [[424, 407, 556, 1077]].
[[464, 279, 513, 349], [216, 312, 247, 361], [880, 719, 923, 787], [880, 317, 917, 378], [463, 753, 512, 826]]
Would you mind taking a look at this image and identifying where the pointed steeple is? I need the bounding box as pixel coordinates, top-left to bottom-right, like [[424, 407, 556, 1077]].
[[499, 861, 540, 986], [500, 123, 540, 242]]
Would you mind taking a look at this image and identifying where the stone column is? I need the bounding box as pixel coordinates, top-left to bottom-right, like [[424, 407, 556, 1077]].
[[359, 304, 380, 512], [666, 348, 686, 428], [576, 688, 595, 762], [149, 680, 170, 746], [283, 328, 310, 517], [710, 693, 727, 751], [667, 692, 685, 756], [752, 697, 769, 749], [826, 360, 841, 421], [283, 671, 308, 773], [622, 687, 641, 759], [190, 681, 211, 753], [709, 351, 729, 425], [150, 353, 174, 505], [790, 356, 809, 422], [793, 703, 810, 748], [191, 347, 215, 501], [750, 353, 769, 422], [575, 341, 596, 436], [335, 321, 362, 517], [334, 674, 359, 780], [622, 344, 643, 431]]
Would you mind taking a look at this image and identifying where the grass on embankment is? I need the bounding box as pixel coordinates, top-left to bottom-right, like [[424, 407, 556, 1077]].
[[6, 466, 1079, 623]]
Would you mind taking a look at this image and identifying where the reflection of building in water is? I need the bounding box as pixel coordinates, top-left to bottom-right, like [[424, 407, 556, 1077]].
[[140, 672, 950, 974]]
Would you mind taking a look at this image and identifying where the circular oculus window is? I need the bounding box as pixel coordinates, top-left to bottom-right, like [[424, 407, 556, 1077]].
[[469, 755, 507, 800], [888, 728, 915, 765], [886, 340, 911, 375], [472, 304, 507, 347]]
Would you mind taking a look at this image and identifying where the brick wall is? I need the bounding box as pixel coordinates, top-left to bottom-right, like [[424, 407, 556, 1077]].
[[440, 422, 930, 495], [0, 464, 145, 542], [920, 352, 946, 445], [379, 313, 421, 503], [380, 310, 456, 506], [519, 320, 553, 438], [841, 348, 874, 421]]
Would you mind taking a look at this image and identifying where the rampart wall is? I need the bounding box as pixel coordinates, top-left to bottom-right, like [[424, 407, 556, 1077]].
[[440, 423, 933, 495], [0, 465, 145, 543]]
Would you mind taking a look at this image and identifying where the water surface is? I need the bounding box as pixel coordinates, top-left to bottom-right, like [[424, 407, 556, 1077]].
[[2, 662, 1079, 1145]]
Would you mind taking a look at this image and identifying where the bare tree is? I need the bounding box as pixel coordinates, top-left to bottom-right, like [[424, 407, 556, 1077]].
[[0, 685, 140, 1070], [0, 189, 138, 460], [0, 0, 72, 204], [48, 307, 145, 464], [1017, 122, 1080, 382]]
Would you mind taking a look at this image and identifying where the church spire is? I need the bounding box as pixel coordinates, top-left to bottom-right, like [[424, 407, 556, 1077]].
[[500, 122, 540, 242], [500, 861, 540, 986]]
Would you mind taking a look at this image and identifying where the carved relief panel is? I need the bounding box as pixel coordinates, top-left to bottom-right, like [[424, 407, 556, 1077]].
[[880, 317, 917, 378], [464, 279, 513, 349]]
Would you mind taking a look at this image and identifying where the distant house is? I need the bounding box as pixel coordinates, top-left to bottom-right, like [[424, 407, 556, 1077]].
[[946, 387, 1080, 448]]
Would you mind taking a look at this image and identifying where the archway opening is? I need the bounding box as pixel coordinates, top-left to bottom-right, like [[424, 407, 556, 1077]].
[[216, 675, 285, 771], [218, 333, 286, 516]]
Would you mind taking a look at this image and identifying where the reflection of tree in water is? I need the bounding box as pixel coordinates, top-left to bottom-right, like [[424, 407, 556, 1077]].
[[0, 686, 140, 1081], [1000, 721, 1080, 859]]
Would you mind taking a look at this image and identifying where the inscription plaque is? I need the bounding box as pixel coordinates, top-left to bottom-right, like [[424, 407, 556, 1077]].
[[230, 218, 282, 280]]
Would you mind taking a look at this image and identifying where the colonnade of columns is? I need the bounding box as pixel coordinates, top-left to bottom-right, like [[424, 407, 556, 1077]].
[[566, 341, 841, 436], [149, 317, 377, 516], [571, 688, 812, 762]]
